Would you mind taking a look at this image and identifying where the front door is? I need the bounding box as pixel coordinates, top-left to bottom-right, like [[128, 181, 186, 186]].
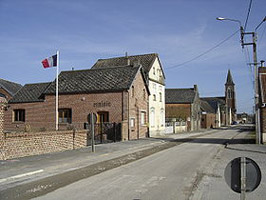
[[97, 112, 109, 123]]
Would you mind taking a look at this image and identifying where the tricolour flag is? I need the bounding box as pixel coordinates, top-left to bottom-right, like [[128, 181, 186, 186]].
[[42, 54, 57, 68]]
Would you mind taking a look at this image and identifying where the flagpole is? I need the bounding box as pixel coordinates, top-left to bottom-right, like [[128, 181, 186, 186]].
[[56, 50, 59, 131]]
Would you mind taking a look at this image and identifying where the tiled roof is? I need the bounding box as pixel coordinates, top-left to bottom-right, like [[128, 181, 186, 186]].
[[200, 99, 216, 113], [0, 78, 22, 96], [92, 53, 158, 73], [9, 82, 51, 103], [44, 65, 140, 94], [165, 88, 196, 104], [200, 97, 225, 111]]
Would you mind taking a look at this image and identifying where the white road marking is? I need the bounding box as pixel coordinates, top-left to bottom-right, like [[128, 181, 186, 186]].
[[0, 169, 44, 183]]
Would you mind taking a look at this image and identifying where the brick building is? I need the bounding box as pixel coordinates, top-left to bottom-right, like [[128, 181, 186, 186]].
[[0, 78, 22, 101], [92, 53, 166, 136], [4, 65, 149, 140], [258, 67, 266, 143], [165, 85, 201, 132]]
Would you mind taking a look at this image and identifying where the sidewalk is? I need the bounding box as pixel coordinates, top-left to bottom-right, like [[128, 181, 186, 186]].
[[0, 129, 217, 192]]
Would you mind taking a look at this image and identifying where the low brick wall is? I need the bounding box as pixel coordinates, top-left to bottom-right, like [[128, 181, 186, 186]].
[[0, 130, 87, 160]]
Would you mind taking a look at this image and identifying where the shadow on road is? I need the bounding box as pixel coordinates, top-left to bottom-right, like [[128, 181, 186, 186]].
[[155, 125, 255, 146]]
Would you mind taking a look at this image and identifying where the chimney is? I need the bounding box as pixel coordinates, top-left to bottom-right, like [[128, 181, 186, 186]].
[[194, 84, 198, 92], [125, 52, 130, 65], [261, 60, 265, 67]]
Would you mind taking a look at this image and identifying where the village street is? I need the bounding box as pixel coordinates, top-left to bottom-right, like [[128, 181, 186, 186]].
[[33, 125, 265, 200], [2, 125, 264, 200]]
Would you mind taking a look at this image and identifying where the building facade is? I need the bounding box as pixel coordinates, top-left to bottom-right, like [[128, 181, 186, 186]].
[[92, 53, 166, 136], [165, 85, 201, 132], [4, 65, 149, 140]]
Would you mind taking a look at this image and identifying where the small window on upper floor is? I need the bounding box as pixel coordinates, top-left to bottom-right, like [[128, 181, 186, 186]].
[[153, 67, 155, 75], [153, 94, 156, 101], [143, 89, 146, 100], [159, 92, 162, 102]]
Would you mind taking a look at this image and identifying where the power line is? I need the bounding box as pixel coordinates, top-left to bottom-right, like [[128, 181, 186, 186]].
[[165, 29, 240, 70], [244, 0, 253, 32]]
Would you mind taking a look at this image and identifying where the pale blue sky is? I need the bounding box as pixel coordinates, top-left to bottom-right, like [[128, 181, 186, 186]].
[[1, 0, 266, 113]]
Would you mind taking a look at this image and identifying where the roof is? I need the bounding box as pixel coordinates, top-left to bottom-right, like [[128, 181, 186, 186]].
[[9, 82, 51, 103], [92, 53, 163, 74], [44, 65, 142, 95], [200, 99, 216, 113], [0, 78, 22, 96], [259, 67, 266, 104], [165, 88, 196, 104], [200, 97, 225, 111], [225, 69, 234, 85]]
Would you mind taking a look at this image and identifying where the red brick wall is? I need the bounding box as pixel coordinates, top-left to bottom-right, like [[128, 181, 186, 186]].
[[260, 107, 266, 134], [128, 71, 149, 139]]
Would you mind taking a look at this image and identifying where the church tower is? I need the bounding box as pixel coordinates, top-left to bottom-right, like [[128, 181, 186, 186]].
[[225, 69, 236, 122]]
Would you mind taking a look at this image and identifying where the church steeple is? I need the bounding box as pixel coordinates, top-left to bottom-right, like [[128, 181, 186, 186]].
[[226, 69, 234, 85], [225, 69, 236, 123]]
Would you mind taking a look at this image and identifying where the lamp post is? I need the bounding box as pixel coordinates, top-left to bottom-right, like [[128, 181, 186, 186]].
[[217, 16, 266, 144]]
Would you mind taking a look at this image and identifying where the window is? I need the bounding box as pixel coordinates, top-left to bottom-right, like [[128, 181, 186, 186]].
[[153, 83, 156, 93], [130, 118, 135, 128], [153, 67, 155, 75], [150, 108, 155, 127], [13, 109, 25, 122], [159, 92, 162, 102], [227, 88, 231, 99], [153, 94, 156, 101], [59, 109, 72, 123], [141, 111, 146, 126], [160, 109, 164, 127], [132, 86, 134, 97], [143, 89, 146, 100]]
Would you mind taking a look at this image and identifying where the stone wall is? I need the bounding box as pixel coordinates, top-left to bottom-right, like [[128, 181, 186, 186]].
[[0, 130, 87, 160]]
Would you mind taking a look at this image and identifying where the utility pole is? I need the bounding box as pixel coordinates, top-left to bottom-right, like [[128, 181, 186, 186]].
[[242, 31, 260, 144]]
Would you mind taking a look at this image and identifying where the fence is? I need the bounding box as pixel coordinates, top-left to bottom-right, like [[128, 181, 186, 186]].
[[165, 121, 187, 134], [0, 122, 122, 160]]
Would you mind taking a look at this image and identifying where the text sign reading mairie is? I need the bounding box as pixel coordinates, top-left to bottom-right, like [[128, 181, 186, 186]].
[[93, 101, 111, 108]]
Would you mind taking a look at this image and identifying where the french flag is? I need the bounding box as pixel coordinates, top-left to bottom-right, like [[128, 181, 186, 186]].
[[42, 54, 57, 68]]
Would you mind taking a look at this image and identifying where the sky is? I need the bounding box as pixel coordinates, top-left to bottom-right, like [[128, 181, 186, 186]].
[[1, 0, 266, 114]]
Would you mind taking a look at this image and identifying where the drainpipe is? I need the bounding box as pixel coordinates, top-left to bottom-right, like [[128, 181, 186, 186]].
[[128, 91, 130, 140]]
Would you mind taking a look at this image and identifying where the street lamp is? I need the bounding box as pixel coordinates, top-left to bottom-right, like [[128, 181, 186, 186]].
[[216, 17, 244, 46]]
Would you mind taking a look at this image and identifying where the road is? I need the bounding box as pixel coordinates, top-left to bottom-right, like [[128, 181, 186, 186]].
[[33, 126, 263, 200]]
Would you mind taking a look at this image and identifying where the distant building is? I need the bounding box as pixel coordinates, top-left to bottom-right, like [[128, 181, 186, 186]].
[[0, 78, 22, 101], [4, 65, 149, 140], [201, 70, 236, 127], [165, 85, 201, 132], [92, 53, 166, 136]]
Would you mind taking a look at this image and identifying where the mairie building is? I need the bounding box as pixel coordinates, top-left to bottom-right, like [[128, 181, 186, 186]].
[[92, 53, 166, 136]]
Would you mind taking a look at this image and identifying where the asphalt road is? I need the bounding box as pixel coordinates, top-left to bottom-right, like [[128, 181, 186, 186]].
[[33, 127, 256, 200]]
